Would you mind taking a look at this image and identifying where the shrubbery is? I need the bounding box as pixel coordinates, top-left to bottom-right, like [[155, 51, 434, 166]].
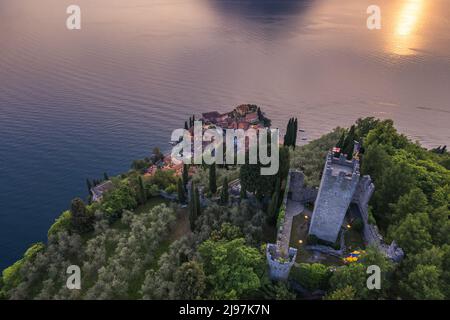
[[352, 218, 364, 233], [48, 210, 72, 237], [290, 263, 331, 291], [3, 204, 177, 299]]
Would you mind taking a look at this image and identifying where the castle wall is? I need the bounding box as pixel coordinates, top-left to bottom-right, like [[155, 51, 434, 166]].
[[352, 175, 374, 210], [299, 187, 318, 203], [266, 244, 297, 281], [289, 170, 318, 203], [352, 176, 404, 262], [289, 170, 304, 202], [271, 153, 404, 264]]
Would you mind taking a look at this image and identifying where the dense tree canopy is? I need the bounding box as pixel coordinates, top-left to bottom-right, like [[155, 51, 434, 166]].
[[198, 237, 265, 299], [290, 263, 331, 292], [2, 117, 449, 301], [2, 203, 177, 299], [352, 118, 450, 299], [173, 261, 206, 300], [70, 198, 94, 233]]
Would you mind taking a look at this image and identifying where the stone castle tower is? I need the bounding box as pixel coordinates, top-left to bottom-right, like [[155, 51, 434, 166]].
[[308, 152, 360, 243]]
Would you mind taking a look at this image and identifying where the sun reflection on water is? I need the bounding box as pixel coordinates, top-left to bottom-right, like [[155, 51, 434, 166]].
[[390, 0, 426, 55]]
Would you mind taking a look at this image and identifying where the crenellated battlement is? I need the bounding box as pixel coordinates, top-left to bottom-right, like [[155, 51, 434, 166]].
[[322, 153, 360, 191], [325, 152, 360, 177]]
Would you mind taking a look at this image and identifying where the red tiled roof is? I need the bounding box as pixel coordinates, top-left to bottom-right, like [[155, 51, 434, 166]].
[[245, 112, 259, 123], [202, 111, 220, 122], [238, 121, 250, 130]]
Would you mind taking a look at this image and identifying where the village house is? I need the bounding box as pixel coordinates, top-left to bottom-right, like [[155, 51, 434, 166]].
[[167, 105, 271, 168], [201, 111, 221, 124], [200, 105, 261, 131], [237, 121, 250, 130], [91, 180, 115, 202], [217, 112, 232, 123], [146, 154, 184, 177], [235, 104, 257, 116], [244, 112, 259, 124]]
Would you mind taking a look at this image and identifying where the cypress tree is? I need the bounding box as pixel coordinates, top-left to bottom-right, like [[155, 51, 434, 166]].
[[284, 117, 297, 148], [275, 176, 281, 197], [220, 177, 229, 205], [138, 176, 147, 204], [70, 198, 93, 233], [104, 172, 109, 181], [336, 131, 345, 149], [268, 190, 279, 224], [86, 178, 92, 195], [182, 164, 189, 188], [189, 182, 197, 231], [177, 177, 186, 203], [343, 125, 356, 159], [293, 118, 298, 148], [194, 186, 201, 217], [278, 147, 290, 183], [284, 118, 292, 146], [289, 118, 294, 146], [274, 177, 281, 215], [240, 184, 247, 200], [209, 164, 217, 194], [291, 118, 295, 146]]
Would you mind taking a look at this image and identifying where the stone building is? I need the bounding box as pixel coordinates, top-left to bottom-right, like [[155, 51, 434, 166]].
[[91, 180, 114, 202], [266, 244, 297, 281], [266, 145, 404, 281], [304, 149, 404, 261], [308, 152, 360, 243]]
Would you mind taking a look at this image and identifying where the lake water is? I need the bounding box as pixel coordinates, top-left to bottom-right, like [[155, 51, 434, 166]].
[[1, 0, 449, 270]]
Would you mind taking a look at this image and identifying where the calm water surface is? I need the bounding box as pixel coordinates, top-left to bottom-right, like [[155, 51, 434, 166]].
[[1, 0, 449, 269]]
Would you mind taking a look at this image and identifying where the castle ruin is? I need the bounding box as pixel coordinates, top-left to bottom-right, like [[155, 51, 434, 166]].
[[308, 152, 360, 243], [266, 144, 404, 281]]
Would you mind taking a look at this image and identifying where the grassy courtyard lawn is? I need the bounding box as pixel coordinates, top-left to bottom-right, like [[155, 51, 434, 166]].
[[289, 213, 309, 250], [289, 213, 312, 263], [289, 213, 344, 266]]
